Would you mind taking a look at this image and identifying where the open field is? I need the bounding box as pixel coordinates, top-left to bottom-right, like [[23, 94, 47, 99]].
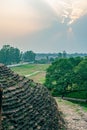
[[11, 64, 50, 84]]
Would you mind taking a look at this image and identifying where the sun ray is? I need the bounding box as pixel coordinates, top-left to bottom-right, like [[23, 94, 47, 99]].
[[45, 0, 87, 25]]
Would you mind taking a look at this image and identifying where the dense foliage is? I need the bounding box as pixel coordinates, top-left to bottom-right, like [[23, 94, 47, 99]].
[[45, 57, 87, 98], [0, 45, 36, 65], [22, 51, 36, 62], [0, 45, 20, 65]]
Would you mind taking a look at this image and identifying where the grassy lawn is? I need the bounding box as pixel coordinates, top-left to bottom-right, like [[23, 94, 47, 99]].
[[11, 64, 50, 84], [29, 71, 46, 84]]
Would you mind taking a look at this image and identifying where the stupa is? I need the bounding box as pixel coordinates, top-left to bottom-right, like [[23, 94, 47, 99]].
[[0, 64, 60, 130]]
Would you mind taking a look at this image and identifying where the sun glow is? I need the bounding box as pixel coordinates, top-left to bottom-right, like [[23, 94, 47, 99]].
[[0, 0, 87, 40], [45, 0, 87, 25]]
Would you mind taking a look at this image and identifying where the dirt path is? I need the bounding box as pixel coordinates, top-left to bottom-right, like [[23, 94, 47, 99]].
[[55, 98, 87, 130], [25, 71, 40, 77]]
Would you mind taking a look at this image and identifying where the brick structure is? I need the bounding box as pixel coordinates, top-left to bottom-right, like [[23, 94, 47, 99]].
[[0, 64, 60, 130]]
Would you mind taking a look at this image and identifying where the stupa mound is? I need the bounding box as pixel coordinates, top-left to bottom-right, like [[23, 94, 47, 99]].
[[0, 64, 60, 130]]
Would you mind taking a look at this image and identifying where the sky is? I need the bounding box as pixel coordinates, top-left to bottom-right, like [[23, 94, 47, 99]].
[[0, 0, 87, 53]]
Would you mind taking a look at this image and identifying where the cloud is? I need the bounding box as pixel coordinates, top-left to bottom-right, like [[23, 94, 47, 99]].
[[0, 0, 52, 39], [45, 0, 87, 25], [0, 0, 87, 41]]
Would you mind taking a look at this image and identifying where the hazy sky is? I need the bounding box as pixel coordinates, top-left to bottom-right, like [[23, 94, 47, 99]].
[[0, 0, 87, 53]]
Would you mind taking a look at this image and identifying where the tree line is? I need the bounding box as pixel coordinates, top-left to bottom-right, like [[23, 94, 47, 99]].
[[0, 45, 36, 65], [44, 57, 87, 99]]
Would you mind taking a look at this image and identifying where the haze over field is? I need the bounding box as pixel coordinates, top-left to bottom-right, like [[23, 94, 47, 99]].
[[0, 0, 87, 53]]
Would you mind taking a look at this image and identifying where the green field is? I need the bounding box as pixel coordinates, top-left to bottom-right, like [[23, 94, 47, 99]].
[[11, 64, 50, 84]]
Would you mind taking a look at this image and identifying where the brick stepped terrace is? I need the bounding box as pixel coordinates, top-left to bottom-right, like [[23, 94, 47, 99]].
[[0, 64, 61, 130]]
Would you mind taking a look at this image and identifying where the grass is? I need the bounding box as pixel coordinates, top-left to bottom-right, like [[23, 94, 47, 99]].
[[11, 64, 50, 84], [29, 71, 46, 84], [56, 97, 87, 112], [73, 102, 87, 112]]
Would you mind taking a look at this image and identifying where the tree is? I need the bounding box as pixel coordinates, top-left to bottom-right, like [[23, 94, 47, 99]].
[[69, 57, 82, 67], [49, 57, 54, 62], [0, 45, 21, 65], [74, 58, 87, 89], [58, 52, 62, 58], [44, 58, 73, 95], [23, 51, 36, 62], [0, 45, 9, 64], [44, 57, 86, 96], [13, 48, 21, 63]]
